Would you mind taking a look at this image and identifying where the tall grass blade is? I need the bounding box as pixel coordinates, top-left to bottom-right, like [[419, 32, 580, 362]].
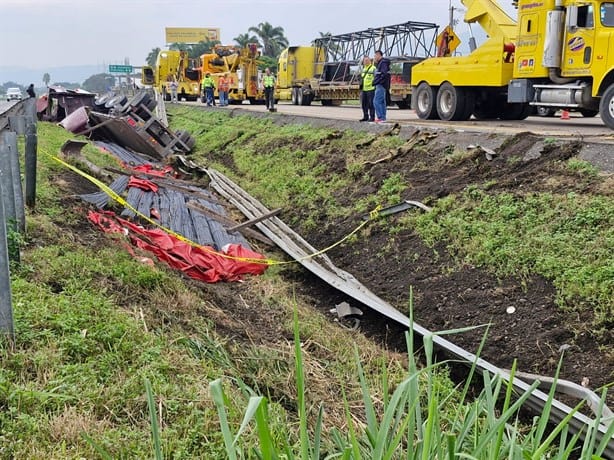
[[233, 395, 264, 444], [293, 305, 309, 460], [355, 345, 378, 439], [144, 377, 163, 460], [210, 378, 238, 460], [81, 432, 113, 460], [254, 397, 278, 460]]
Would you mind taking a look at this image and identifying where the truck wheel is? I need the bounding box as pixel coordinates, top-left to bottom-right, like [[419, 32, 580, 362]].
[[291, 88, 299, 105], [321, 99, 332, 106], [536, 106, 556, 117], [175, 130, 195, 151], [436, 82, 467, 121], [599, 84, 614, 128], [500, 103, 532, 120], [396, 99, 410, 109], [297, 89, 304, 106], [579, 109, 598, 117], [300, 91, 312, 106], [415, 82, 439, 119]]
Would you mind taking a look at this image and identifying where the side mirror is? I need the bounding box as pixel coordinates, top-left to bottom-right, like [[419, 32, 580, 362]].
[[566, 6, 578, 31]]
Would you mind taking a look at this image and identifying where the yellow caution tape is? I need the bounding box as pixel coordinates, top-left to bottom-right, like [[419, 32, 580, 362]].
[[44, 148, 377, 266]]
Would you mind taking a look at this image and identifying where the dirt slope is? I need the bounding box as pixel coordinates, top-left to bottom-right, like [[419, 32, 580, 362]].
[[295, 128, 613, 399]]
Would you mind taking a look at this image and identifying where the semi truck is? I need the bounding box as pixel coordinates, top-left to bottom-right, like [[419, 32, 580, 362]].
[[275, 21, 439, 107], [411, 0, 614, 128], [141, 50, 201, 102], [199, 44, 265, 104]]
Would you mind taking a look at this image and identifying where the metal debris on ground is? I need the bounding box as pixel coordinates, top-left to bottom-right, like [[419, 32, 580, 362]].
[[59, 90, 195, 160], [467, 144, 498, 160]]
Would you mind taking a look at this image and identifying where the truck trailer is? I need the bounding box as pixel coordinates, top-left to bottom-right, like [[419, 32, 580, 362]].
[[411, 0, 614, 128], [276, 21, 439, 107]]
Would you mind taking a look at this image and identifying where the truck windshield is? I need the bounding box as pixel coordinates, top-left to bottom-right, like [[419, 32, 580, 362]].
[[601, 3, 614, 26]]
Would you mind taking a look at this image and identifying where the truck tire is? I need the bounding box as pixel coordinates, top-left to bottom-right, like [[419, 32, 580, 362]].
[[600, 84, 614, 128], [291, 88, 299, 105], [297, 89, 304, 106], [500, 103, 531, 120], [536, 106, 556, 117], [175, 130, 196, 151], [414, 82, 439, 119], [436, 82, 468, 121], [299, 91, 312, 106], [579, 109, 598, 117], [396, 99, 410, 109], [321, 99, 332, 106]]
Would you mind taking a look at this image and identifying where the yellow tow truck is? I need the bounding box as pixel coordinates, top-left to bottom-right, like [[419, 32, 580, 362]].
[[412, 0, 614, 128], [200, 45, 265, 104], [141, 50, 201, 102]]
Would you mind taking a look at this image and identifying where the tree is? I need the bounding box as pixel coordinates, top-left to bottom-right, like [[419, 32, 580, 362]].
[[42, 73, 51, 86], [146, 47, 161, 67], [258, 55, 278, 72], [82, 73, 115, 93], [233, 33, 260, 48], [248, 22, 288, 57], [189, 40, 221, 59]]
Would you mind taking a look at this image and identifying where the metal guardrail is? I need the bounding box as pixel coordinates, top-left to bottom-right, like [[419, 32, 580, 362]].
[[207, 167, 614, 459], [0, 99, 38, 339]]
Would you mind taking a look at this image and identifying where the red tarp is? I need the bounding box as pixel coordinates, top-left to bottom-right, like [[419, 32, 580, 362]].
[[88, 210, 268, 283]]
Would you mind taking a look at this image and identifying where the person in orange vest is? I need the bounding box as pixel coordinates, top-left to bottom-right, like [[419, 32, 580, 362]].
[[218, 73, 230, 107]]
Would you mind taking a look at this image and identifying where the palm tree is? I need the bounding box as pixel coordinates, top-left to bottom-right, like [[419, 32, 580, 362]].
[[146, 47, 161, 67], [233, 32, 260, 48], [248, 22, 289, 57]]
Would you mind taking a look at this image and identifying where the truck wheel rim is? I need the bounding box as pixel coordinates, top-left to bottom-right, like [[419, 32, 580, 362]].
[[418, 91, 430, 112], [609, 97, 614, 118], [440, 90, 453, 114]]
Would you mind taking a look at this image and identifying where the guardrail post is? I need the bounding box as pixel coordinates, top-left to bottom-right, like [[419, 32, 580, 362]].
[[0, 133, 17, 228], [6, 131, 25, 233], [0, 178, 15, 339], [25, 121, 37, 209]]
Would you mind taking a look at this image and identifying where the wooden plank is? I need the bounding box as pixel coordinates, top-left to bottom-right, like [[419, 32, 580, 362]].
[[227, 208, 282, 232]]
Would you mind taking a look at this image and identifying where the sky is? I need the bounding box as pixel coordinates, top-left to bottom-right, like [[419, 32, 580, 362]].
[[0, 0, 517, 71]]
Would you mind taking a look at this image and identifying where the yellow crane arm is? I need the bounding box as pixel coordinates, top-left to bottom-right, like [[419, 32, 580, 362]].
[[461, 0, 517, 41]]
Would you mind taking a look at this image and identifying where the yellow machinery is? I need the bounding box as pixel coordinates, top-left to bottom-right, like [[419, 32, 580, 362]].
[[200, 45, 264, 104], [412, 0, 614, 128], [141, 50, 201, 101]]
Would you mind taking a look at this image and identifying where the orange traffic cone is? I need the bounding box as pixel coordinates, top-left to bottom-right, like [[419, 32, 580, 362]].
[[561, 109, 570, 120]]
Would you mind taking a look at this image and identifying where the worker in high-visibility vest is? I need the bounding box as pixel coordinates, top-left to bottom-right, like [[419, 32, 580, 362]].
[[262, 68, 276, 111], [359, 56, 376, 122], [201, 73, 215, 106]]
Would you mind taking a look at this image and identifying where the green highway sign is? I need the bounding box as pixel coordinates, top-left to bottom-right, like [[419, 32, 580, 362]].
[[109, 64, 133, 73]]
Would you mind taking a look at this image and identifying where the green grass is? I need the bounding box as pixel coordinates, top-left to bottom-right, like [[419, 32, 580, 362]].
[[8, 112, 612, 457], [407, 189, 613, 329]]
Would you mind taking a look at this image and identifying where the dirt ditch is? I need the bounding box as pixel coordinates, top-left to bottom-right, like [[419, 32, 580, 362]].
[[54, 116, 613, 410], [299, 128, 613, 404]]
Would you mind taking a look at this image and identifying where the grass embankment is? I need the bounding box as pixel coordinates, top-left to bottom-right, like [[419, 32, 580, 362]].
[[2, 123, 414, 457], [1, 113, 612, 457], [169, 106, 613, 334]]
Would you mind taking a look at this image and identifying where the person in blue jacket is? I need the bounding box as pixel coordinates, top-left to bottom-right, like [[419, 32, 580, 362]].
[[373, 50, 390, 123]]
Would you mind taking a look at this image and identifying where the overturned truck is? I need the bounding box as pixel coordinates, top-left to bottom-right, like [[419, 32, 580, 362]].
[[60, 90, 195, 159]]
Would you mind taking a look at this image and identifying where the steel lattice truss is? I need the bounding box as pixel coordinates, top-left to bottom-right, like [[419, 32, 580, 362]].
[[312, 21, 439, 64]]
